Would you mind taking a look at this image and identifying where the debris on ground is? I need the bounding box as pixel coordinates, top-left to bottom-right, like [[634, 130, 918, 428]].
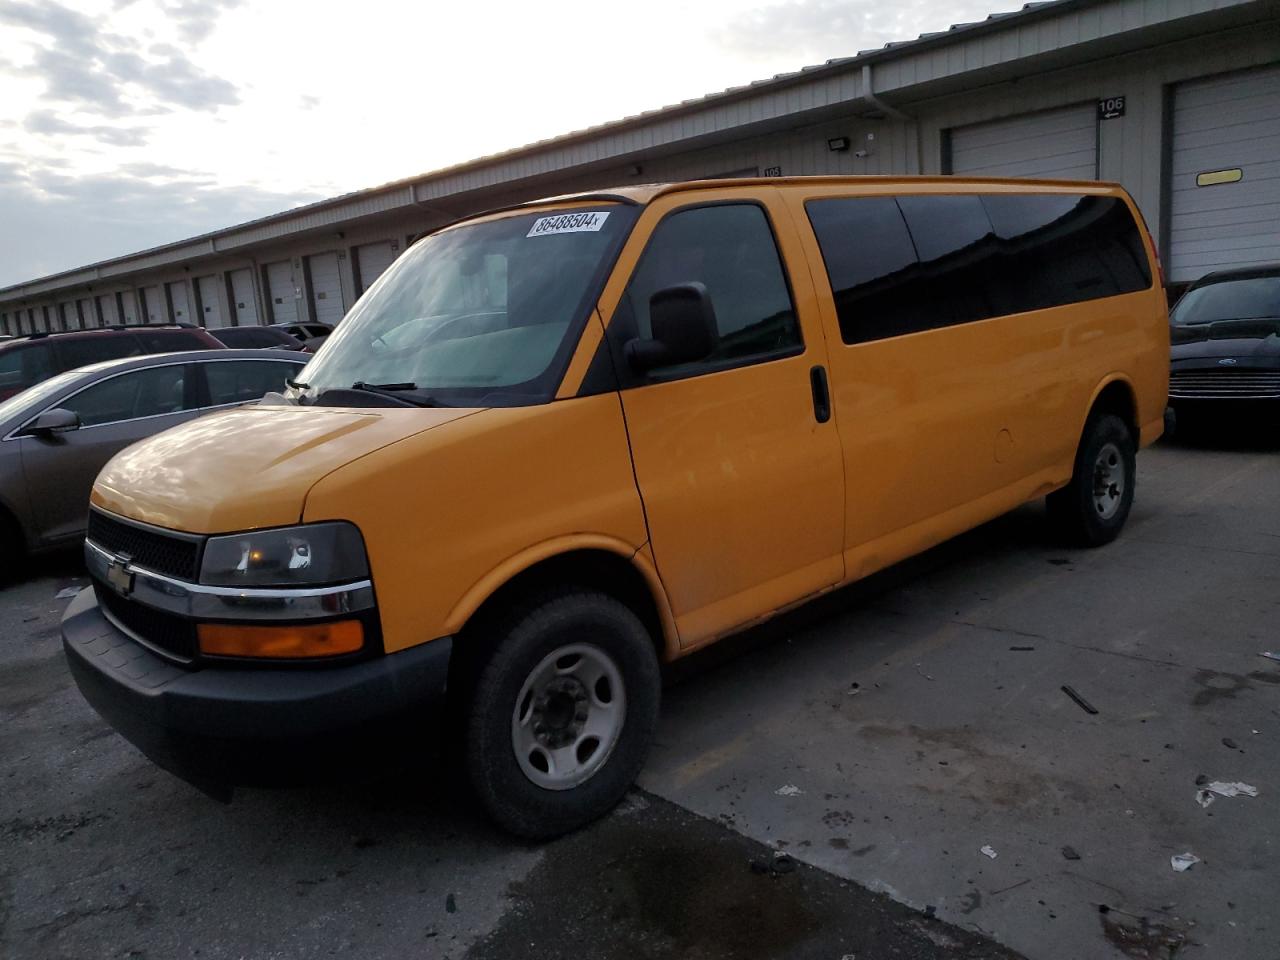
[[445, 892, 457, 913], [1061, 685, 1099, 715], [54, 586, 80, 600], [1259, 652, 1280, 663], [980, 845, 998, 860], [748, 853, 797, 878], [1099, 904, 1189, 959], [1170, 853, 1200, 872], [1009, 645, 1035, 651], [914, 663, 935, 681], [847, 682, 861, 696], [1204, 781, 1257, 799], [1195, 790, 1215, 809], [1194, 774, 1208, 785], [1222, 737, 1239, 750], [1061, 845, 1081, 861], [775, 784, 803, 797]]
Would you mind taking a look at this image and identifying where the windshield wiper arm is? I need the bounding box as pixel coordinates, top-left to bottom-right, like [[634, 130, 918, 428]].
[[286, 378, 310, 389], [349, 381, 447, 407]]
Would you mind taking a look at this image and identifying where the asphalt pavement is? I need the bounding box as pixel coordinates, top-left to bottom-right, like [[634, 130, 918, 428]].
[[2, 425, 1276, 959]]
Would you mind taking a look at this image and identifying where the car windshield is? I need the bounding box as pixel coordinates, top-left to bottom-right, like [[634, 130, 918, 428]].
[[295, 205, 633, 406], [1171, 275, 1280, 325]]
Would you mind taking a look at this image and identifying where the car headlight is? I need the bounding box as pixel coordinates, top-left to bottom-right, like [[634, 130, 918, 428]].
[[200, 522, 370, 588]]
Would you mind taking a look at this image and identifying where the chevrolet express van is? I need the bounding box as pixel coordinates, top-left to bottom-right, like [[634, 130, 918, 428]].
[[62, 177, 1169, 838]]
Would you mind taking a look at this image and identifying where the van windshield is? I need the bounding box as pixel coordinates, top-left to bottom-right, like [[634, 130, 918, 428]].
[[1171, 275, 1280, 325], [295, 206, 633, 406]]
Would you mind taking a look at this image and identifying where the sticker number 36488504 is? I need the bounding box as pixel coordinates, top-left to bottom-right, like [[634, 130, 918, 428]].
[[526, 211, 610, 237]]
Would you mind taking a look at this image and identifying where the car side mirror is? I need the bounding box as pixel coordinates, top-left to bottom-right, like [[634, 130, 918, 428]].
[[24, 408, 81, 437], [625, 282, 719, 374]]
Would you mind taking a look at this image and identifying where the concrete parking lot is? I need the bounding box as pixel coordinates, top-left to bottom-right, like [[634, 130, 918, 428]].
[[2, 428, 1277, 959]]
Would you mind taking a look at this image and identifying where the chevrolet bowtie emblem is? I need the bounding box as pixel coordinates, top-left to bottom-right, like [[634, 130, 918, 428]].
[[105, 557, 134, 596]]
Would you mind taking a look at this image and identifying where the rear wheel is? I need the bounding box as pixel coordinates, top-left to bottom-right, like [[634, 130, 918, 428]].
[[1047, 413, 1136, 547], [462, 589, 660, 839]]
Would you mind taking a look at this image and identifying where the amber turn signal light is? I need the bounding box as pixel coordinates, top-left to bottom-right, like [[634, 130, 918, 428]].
[[197, 620, 364, 659]]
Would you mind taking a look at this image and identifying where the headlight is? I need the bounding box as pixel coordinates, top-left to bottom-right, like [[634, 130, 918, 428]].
[[200, 522, 370, 588]]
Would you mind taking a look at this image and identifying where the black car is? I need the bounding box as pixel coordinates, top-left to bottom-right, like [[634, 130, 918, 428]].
[[208, 325, 308, 352], [1168, 264, 1280, 420]]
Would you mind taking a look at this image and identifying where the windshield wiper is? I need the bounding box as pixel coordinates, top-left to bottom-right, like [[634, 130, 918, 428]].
[[286, 378, 310, 390], [350, 381, 448, 407]]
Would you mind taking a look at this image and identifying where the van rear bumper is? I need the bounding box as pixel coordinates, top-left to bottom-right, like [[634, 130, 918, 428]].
[[61, 587, 452, 790]]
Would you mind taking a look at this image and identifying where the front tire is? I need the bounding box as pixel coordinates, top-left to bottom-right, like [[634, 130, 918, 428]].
[[1047, 413, 1136, 547], [463, 589, 660, 840]]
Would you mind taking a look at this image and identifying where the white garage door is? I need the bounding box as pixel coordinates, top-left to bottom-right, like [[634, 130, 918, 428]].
[[307, 252, 344, 325], [97, 293, 119, 327], [229, 268, 259, 326], [141, 287, 164, 323], [167, 281, 191, 324], [119, 291, 140, 324], [1168, 65, 1280, 283], [356, 241, 398, 295], [266, 260, 298, 325], [949, 104, 1098, 180], [77, 297, 95, 327], [196, 275, 226, 328]]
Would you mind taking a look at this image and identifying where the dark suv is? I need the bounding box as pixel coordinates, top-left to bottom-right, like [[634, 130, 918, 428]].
[[0, 325, 225, 401]]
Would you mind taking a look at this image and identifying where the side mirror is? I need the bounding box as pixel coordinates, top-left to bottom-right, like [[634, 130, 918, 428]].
[[625, 282, 719, 374], [23, 408, 81, 437]]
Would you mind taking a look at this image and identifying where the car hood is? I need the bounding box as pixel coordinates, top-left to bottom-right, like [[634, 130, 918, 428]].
[[91, 403, 481, 534], [1170, 319, 1280, 363]]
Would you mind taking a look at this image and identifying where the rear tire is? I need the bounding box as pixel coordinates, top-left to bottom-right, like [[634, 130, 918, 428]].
[[462, 589, 660, 840], [1047, 413, 1136, 547]]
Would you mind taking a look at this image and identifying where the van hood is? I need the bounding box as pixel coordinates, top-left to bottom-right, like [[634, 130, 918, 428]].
[[92, 403, 481, 533]]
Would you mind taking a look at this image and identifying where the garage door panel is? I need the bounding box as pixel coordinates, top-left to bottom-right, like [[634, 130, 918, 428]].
[[307, 252, 344, 325], [266, 261, 298, 325], [949, 105, 1097, 181], [229, 268, 258, 326], [1169, 65, 1280, 282], [196, 275, 225, 328], [356, 241, 397, 294], [1172, 136, 1280, 173]]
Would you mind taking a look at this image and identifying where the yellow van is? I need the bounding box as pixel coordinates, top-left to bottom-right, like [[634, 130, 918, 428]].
[[62, 177, 1169, 838]]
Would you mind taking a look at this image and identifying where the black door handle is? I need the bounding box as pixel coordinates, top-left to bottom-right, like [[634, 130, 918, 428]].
[[809, 364, 831, 423]]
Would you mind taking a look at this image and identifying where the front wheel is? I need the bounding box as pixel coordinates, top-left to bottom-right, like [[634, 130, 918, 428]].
[[463, 589, 661, 839], [1047, 413, 1136, 547]]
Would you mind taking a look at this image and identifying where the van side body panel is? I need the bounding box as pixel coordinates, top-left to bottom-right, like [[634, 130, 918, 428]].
[[776, 179, 1167, 587], [301, 392, 651, 656]]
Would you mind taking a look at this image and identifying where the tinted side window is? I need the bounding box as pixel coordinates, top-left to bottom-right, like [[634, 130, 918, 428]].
[[807, 194, 1153, 345], [980, 195, 1152, 311], [134, 330, 212, 352], [0, 345, 55, 395], [62, 365, 190, 427], [57, 336, 141, 371], [205, 360, 300, 406], [617, 204, 801, 376]]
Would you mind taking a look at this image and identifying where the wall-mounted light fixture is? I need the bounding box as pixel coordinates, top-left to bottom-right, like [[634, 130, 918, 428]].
[[827, 136, 851, 152]]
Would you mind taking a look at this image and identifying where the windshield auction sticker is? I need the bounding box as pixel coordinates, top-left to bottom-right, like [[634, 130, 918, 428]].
[[526, 211, 610, 237]]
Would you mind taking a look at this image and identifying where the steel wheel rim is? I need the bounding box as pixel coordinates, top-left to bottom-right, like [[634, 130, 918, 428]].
[[511, 643, 626, 791], [1092, 441, 1125, 520]]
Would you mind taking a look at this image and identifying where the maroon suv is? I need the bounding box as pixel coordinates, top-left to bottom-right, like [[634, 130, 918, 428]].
[[0, 325, 225, 401]]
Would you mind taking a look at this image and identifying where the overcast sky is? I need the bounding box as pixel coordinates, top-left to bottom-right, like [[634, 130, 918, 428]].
[[0, 0, 1000, 288]]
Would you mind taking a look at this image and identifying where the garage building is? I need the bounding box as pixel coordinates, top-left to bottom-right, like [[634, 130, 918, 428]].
[[2, 0, 1277, 335]]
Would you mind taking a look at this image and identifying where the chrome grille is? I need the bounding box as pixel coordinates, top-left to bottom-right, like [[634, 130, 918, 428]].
[[1169, 370, 1280, 399], [85, 510, 201, 581]]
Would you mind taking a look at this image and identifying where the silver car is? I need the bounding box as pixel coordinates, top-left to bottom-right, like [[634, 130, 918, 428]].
[[0, 349, 307, 577]]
